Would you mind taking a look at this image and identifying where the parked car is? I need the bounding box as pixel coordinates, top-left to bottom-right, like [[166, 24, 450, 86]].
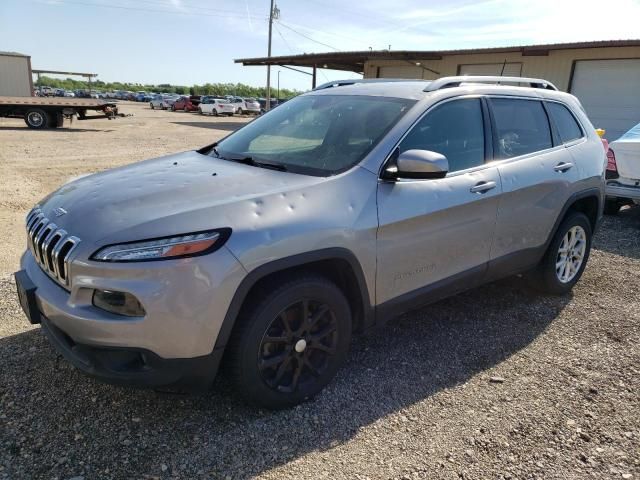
[[135, 91, 149, 102], [149, 94, 165, 109], [15, 76, 605, 409], [63, 90, 75, 98], [229, 96, 261, 115], [603, 122, 640, 214], [199, 96, 235, 116], [161, 95, 180, 110], [39, 86, 53, 96], [172, 95, 200, 112], [257, 97, 279, 112]]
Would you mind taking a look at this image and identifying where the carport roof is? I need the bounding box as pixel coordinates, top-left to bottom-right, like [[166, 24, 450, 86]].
[[235, 39, 640, 73]]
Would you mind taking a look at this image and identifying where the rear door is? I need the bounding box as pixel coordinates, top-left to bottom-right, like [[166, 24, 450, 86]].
[[488, 97, 578, 272], [376, 97, 502, 305]]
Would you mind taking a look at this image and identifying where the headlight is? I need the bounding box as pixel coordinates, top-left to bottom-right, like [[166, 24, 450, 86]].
[[91, 229, 230, 262]]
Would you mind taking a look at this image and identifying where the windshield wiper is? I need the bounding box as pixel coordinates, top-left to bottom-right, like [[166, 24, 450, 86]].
[[225, 155, 288, 172]]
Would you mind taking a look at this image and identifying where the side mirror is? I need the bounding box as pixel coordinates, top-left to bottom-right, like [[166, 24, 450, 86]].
[[385, 149, 449, 179]]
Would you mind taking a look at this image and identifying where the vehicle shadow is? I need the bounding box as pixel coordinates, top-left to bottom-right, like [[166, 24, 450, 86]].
[[170, 121, 246, 131], [0, 126, 115, 133], [0, 276, 569, 479], [592, 204, 640, 260]]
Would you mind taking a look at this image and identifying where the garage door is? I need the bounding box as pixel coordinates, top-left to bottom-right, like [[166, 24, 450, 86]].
[[570, 59, 640, 140], [379, 65, 431, 79], [459, 63, 523, 76]]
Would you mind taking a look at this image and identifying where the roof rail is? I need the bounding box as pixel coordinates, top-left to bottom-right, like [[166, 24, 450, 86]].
[[423, 76, 558, 92], [313, 78, 427, 90]]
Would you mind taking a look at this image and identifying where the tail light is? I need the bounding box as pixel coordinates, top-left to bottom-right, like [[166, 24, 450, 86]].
[[606, 148, 619, 180], [606, 148, 617, 172]]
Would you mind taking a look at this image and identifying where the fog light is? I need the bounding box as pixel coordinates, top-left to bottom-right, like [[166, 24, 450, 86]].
[[92, 289, 145, 317]]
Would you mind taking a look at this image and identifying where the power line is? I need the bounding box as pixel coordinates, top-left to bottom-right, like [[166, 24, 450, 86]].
[[274, 23, 296, 55], [32, 0, 267, 19], [276, 21, 339, 51]]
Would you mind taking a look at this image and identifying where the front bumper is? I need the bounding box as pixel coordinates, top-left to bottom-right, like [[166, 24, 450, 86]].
[[40, 316, 223, 389], [20, 245, 246, 359]]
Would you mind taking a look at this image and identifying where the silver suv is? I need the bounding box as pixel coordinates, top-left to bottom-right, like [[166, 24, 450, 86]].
[[15, 76, 605, 409]]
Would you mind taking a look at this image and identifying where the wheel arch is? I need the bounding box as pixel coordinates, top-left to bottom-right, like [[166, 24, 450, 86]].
[[546, 188, 602, 249], [214, 248, 374, 351]]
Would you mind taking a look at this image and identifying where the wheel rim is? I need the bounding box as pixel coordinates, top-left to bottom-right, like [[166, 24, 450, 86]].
[[27, 111, 44, 127], [258, 299, 338, 393], [555, 225, 586, 283]]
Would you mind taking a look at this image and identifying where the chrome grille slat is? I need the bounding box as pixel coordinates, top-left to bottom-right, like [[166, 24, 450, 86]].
[[24, 207, 81, 289]]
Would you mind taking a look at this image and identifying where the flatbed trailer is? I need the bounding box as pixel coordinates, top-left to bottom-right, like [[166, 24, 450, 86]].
[[0, 96, 128, 129]]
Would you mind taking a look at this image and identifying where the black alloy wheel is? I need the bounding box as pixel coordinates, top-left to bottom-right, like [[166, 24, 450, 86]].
[[227, 274, 351, 409], [258, 299, 338, 393]]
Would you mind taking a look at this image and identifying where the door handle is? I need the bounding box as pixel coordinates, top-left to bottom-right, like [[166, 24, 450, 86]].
[[470, 181, 497, 194], [554, 162, 574, 172]]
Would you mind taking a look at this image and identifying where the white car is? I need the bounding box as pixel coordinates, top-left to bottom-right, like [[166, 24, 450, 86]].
[[64, 91, 75, 98], [199, 96, 235, 116], [605, 122, 640, 214], [229, 96, 261, 115], [149, 95, 165, 109]]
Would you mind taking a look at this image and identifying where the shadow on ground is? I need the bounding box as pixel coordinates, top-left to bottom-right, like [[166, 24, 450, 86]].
[[592, 204, 640, 260], [170, 121, 247, 131], [0, 126, 114, 133], [0, 275, 569, 479]]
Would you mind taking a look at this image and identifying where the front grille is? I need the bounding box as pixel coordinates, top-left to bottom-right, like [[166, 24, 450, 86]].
[[26, 207, 80, 289]]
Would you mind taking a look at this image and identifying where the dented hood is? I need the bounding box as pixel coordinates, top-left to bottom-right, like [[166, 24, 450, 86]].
[[37, 150, 322, 248]]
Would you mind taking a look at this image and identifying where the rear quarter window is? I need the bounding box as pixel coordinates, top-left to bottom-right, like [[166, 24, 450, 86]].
[[490, 98, 552, 159], [546, 102, 584, 143]]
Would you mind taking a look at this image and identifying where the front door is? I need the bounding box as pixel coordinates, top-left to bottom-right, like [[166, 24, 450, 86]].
[[376, 97, 501, 307]]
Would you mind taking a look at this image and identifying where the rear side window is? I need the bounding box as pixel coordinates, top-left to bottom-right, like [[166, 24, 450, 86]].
[[399, 98, 485, 172], [546, 102, 583, 143], [490, 98, 552, 158]]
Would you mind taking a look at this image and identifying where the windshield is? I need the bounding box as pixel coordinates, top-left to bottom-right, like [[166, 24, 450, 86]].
[[214, 94, 415, 175]]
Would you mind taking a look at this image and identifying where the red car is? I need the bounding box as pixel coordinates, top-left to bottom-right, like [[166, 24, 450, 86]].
[[172, 95, 200, 112]]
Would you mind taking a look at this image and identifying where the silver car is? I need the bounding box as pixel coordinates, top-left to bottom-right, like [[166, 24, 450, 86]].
[[15, 76, 605, 409]]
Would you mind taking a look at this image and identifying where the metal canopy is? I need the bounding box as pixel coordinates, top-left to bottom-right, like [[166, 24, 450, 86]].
[[235, 39, 640, 74]]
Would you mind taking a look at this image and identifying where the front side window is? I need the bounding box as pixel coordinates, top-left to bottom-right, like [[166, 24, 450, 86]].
[[398, 98, 485, 172], [215, 94, 415, 176], [490, 98, 552, 158], [546, 102, 583, 143]]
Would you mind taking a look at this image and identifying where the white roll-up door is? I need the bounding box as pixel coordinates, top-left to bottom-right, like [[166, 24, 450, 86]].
[[459, 63, 523, 76], [570, 59, 640, 140], [378, 65, 426, 79]]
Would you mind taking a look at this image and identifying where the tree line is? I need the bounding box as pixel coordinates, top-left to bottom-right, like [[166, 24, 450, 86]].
[[34, 76, 302, 99]]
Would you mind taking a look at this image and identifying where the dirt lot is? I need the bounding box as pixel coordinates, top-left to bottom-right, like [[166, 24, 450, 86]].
[[0, 102, 639, 479]]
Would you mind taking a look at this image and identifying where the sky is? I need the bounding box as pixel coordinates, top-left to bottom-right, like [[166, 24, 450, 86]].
[[1, 0, 639, 91]]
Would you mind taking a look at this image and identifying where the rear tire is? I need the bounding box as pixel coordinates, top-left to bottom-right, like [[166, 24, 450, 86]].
[[213, 109, 218, 116], [226, 274, 352, 409], [527, 212, 592, 295], [150, 103, 155, 109], [24, 109, 49, 129]]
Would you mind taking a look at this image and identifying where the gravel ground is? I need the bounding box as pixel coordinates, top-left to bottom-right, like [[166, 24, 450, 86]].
[[1, 103, 639, 479]]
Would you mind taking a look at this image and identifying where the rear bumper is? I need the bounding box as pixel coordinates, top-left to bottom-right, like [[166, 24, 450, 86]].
[[606, 181, 640, 201], [40, 315, 223, 390]]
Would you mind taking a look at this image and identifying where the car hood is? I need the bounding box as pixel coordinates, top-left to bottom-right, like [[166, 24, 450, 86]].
[[37, 151, 322, 248]]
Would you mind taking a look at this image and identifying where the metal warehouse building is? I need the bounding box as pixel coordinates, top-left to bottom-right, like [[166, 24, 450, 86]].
[[237, 39, 640, 140], [0, 51, 33, 97]]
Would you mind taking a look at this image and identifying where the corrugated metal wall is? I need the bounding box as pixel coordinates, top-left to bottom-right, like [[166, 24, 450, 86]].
[[0, 54, 32, 97], [364, 46, 640, 91]]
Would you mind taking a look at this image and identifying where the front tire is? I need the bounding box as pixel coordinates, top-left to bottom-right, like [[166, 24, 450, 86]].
[[24, 109, 49, 129], [226, 274, 352, 409], [150, 103, 155, 109], [527, 212, 592, 295]]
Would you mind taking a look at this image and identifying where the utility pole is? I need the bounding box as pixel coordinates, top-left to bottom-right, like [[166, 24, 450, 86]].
[[265, 0, 279, 111]]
